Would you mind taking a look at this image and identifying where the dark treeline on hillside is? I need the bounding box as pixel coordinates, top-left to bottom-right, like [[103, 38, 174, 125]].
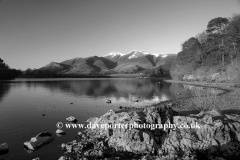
[[171, 14, 240, 82], [20, 68, 111, 78], [143, 55, 176, 78], [0, 58, 22, 80]]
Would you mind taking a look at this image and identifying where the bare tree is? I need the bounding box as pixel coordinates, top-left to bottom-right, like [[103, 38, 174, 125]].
[[232, 42, 237, 66]]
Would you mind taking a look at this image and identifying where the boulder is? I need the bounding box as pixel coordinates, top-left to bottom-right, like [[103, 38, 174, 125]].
[[106, 100, 111, 103], [56, 129, 66, 135], [0, 143, 9, 155], [24, 132, 54, 153], [58, 156, 65, 160], [59, 106, 240, 159]]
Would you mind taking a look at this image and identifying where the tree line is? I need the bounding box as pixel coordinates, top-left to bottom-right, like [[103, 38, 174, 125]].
[[20, 68, 110, 78], [171, 14, 240, 81], [0, 58, 22, 80]]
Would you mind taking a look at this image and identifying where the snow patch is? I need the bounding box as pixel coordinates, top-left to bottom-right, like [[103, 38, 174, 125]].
[[104, 52, 125, 57], [128, 50, 162, 59], [104, 50, 168, 59], [161, 55, 168, 58], [129, 51, 145, 59]]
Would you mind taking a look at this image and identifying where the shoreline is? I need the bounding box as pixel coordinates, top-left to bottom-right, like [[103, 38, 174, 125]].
[[163, 79, 240, 114], [59, 91, 240, 160], [164, 79, 236, 90], [58, 79, 240, 160]]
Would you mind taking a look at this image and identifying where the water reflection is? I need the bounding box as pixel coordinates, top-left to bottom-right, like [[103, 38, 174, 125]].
[[0, 78, 195, 160], [0, 83, 10, 104], [8, 79, 193, 104]]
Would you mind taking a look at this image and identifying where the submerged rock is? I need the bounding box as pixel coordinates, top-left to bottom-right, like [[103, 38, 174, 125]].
[[66, 116, 77, 123], [0, 143, 9, 155], [56, 129, 66, 135], [59, 106, 240, 160], [24, 132, 54, 153], [106, 100, 111, 103]]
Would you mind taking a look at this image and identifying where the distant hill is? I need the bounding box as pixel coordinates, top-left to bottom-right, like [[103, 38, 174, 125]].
[[59, 56, 117, 74], [37, 50, 176, 75], [40, 62, 71, 72]]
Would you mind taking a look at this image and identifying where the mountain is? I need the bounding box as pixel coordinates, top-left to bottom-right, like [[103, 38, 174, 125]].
[[104, 50, 176, 73], [40, 62, 71, 72], [39, 51, 176, 75], [59, 56, 117, 74]]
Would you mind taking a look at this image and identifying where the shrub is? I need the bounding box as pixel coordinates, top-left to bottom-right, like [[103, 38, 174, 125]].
[[191, 88, 228, 111]]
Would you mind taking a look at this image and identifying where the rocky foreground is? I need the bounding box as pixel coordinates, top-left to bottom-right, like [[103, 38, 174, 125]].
[[59, 104, 240, 160]]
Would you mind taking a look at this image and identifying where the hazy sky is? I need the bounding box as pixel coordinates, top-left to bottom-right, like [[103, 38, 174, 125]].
[[0, 0, 240, 70]]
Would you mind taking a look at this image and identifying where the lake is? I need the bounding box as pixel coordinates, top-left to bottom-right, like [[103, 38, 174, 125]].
[[0, 78, 194, 160]]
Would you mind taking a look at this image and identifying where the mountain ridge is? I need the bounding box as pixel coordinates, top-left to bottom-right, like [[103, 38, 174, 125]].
[[40, 51, 176, 75]]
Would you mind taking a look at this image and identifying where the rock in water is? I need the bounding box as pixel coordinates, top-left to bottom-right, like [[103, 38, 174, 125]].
[[61, 143, 66, 150], [56, 129, 66, 135], [106, 100, 111, 103], [66, 116, 77, 123], [58, 156, 66, 160], [0, 143, 9, 155], [24, 132, 54, 153]]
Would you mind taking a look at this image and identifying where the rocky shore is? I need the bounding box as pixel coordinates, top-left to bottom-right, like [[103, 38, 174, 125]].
[[59, 101, 240, 160]]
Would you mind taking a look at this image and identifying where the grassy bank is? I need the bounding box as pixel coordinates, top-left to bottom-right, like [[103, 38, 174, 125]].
[[164, 79, 237, 90], [161, 79, 240, 115]]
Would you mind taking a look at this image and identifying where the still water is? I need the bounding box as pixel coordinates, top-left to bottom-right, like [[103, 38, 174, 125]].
[[0, 78, 193, 160]]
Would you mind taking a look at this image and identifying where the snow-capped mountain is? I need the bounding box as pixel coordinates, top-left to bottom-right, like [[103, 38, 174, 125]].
[[104, 50, 170, 60], [39, 50, 176, 74], [105, 52, 125, 57], [104, 50, 176, 72]]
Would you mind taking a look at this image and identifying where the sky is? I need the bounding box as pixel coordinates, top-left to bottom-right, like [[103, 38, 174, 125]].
[[0, 0, 240, 70]]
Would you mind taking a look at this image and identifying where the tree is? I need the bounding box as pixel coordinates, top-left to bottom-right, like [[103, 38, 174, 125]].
[[0, 58, 9, 69], [178, 37, 202, 67], [225, 14, 240, 66], [196, 31, 208, 45], [206, 17, 229, 34]]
